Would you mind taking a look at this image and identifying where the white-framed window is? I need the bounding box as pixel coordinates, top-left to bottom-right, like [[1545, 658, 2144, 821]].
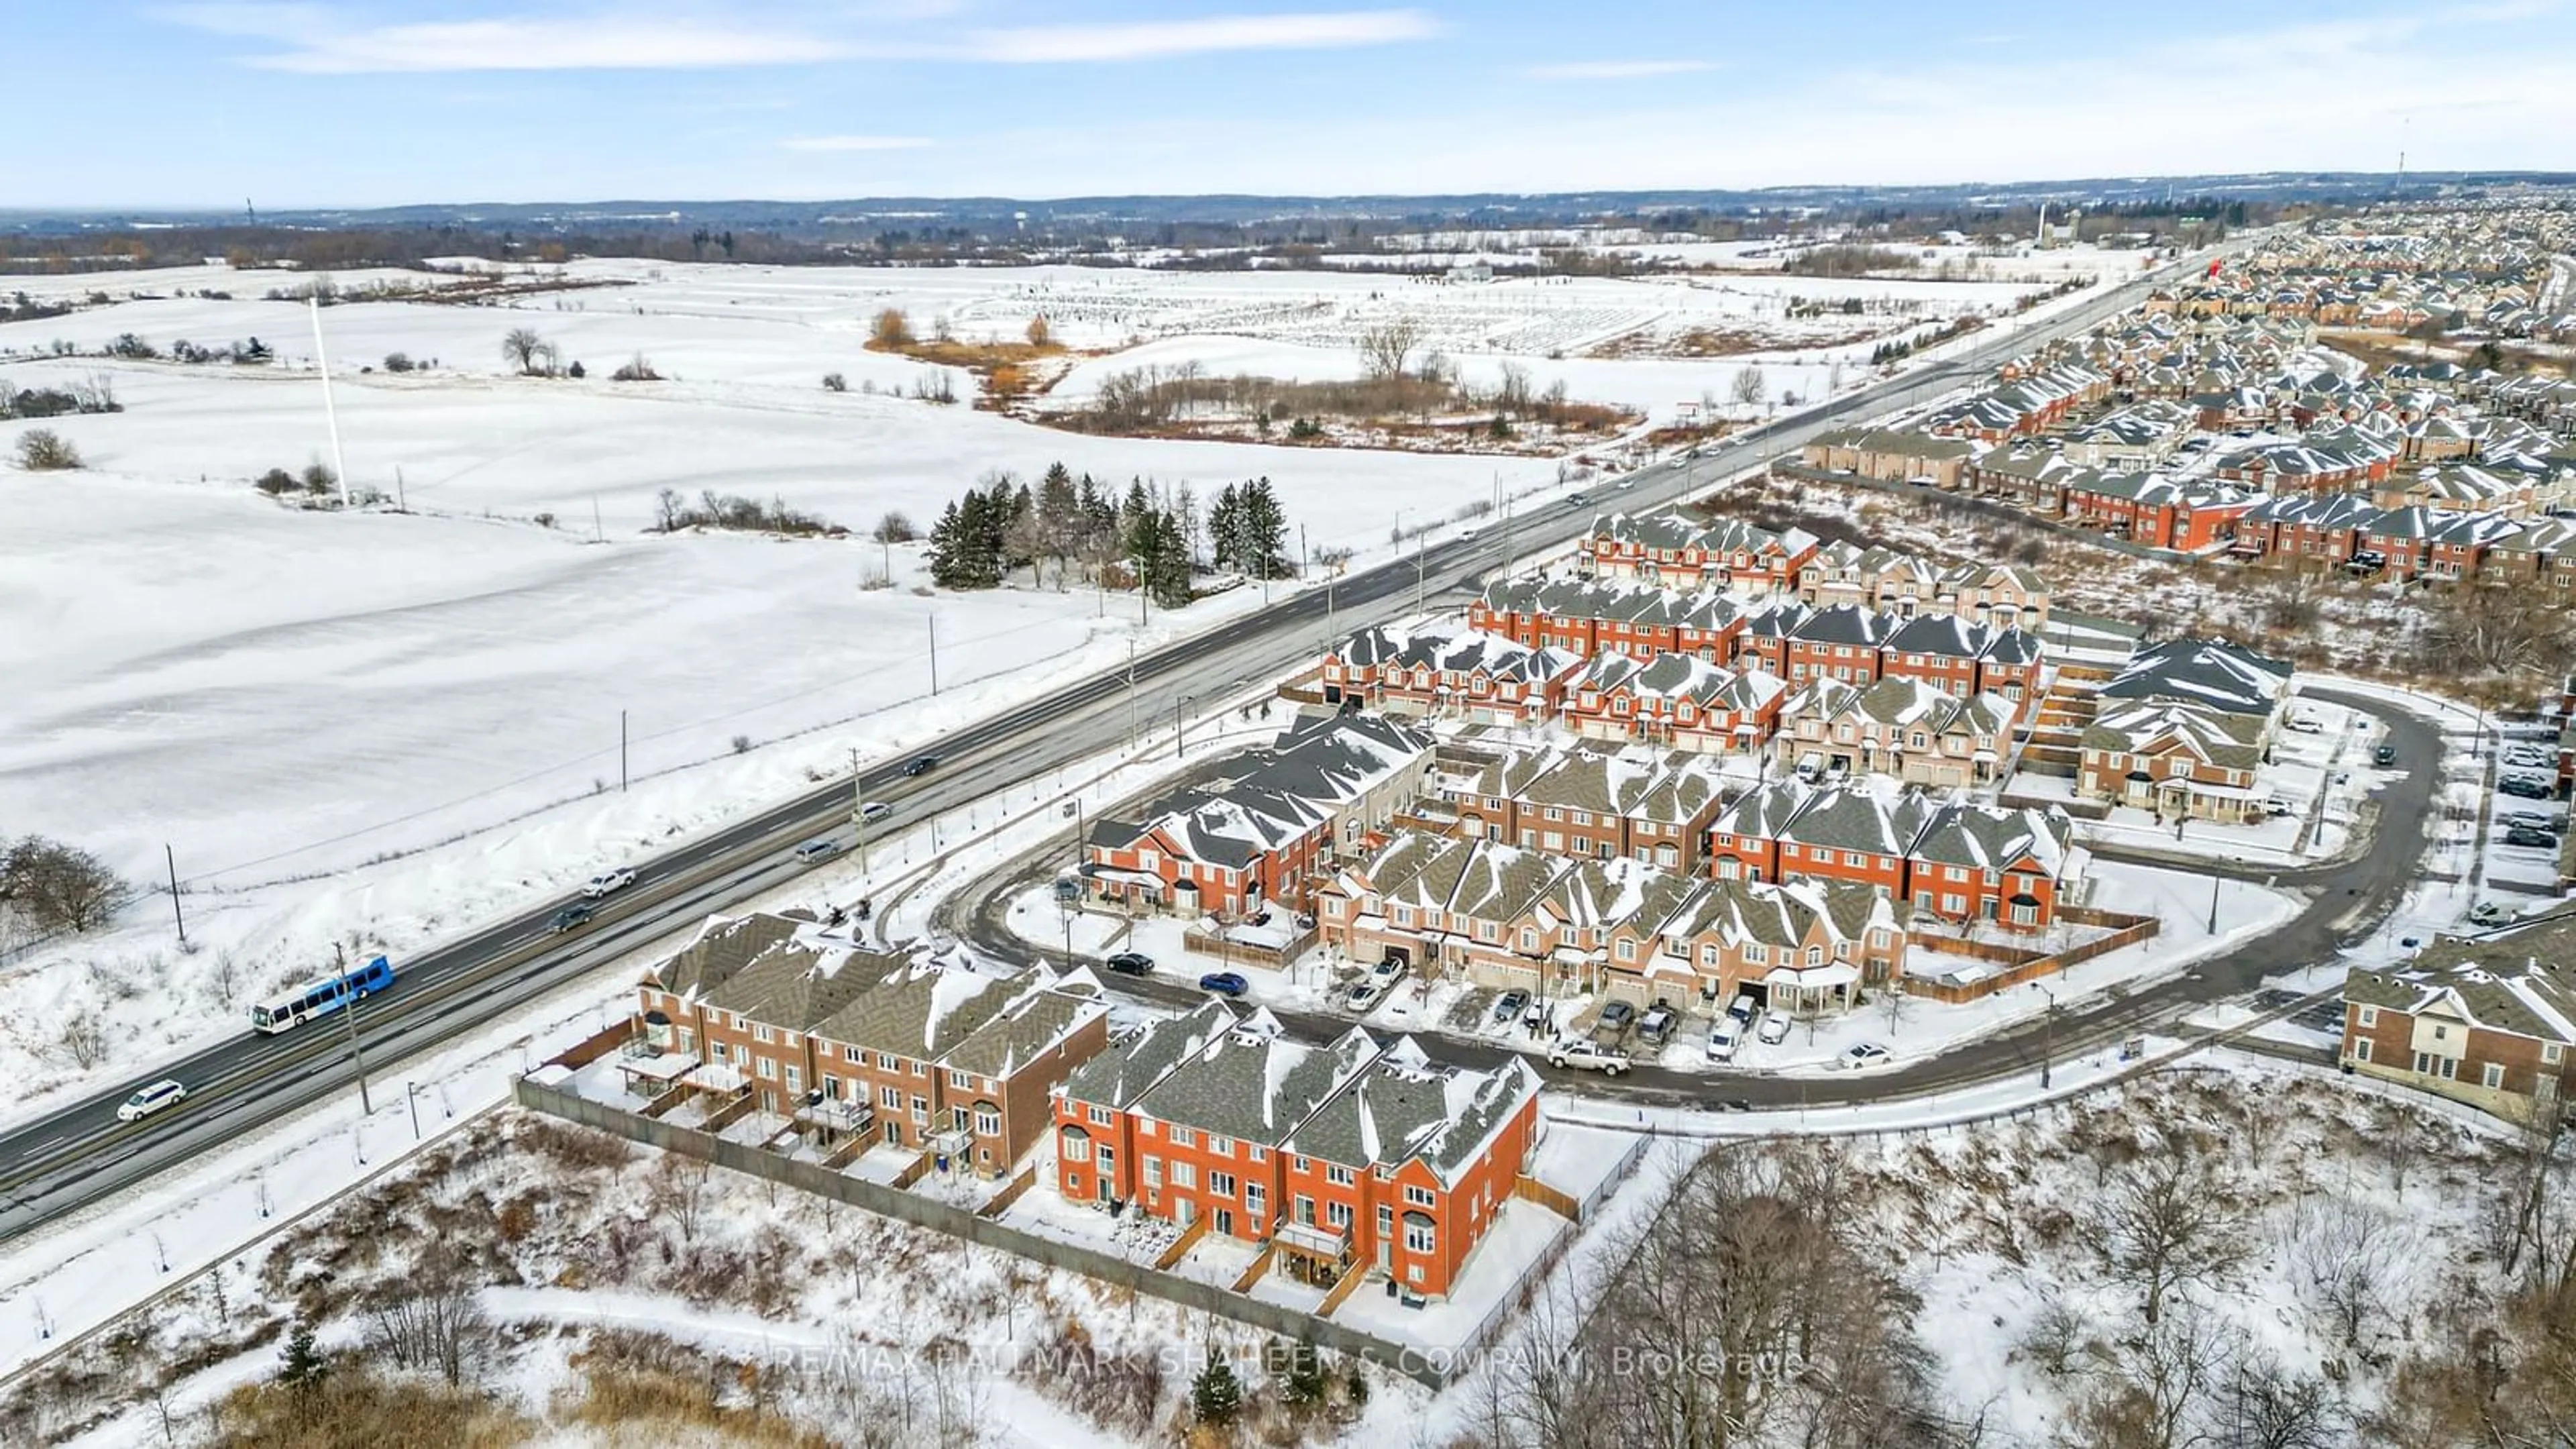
[[2483, 1063, 2508, 1090], [975, 1110, 1001, 1137], [950, 1070, 973, 1089], [877, 1051, 899, 1071], [2356, 1004, 2378, 1028], [753, 1023, 773, 1044], [1405, 1219, 1436, 1254], [1170, 1126, 1197, 1148], [910, 1095, 928, 1123], [1089, 1104, 1114, 1126], [2548, 1043, 2566, 1065], [1326, 1164, 1355, 1187], [1209, 1135, 1234, 1158], [756, 1057, 777, 1080], [2351, 1038, 2371, 1064], [1144, 1158, 1163, 1188], [1170, 1161, 1196, 1189], [1062, 1133, 1091, 1162], [879, 1085, 902, 1108], [784, 1067, 800, 1092], [1403, 1184, 1436, 1208], [1327, 1200, 1353, 1228], [1211, 1171, 1238, 1198]]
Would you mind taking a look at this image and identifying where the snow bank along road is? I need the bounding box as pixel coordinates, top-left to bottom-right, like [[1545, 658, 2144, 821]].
[[953, 686, 2440, 1108], [0, 242, 2229, 1245]]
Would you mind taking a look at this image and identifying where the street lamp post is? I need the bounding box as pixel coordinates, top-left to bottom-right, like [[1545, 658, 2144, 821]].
[[2037, 984, 2059, 1089], [1175, 694, 1195, 760]]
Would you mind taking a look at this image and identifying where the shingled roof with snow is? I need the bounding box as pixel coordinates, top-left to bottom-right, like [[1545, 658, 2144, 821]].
[[2347, 918, 2576, 1046], [2100, 637, 2293, 716], [1279, 1042, 1540, 1187]]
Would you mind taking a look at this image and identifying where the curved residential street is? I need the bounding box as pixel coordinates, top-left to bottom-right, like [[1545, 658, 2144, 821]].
[[948, 685, 2442, 1110]]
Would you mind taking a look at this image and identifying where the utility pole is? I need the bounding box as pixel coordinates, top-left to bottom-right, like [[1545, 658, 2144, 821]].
[[619, 710, 628, 792], [1174, 694, 1193, 761], [164, 845, 186, 947], [2038, 985, 2057, 1089], [851, 747, 871, 875], [1413, 531, 1428, 616], [2208, 871, 2222, 936], [1126, 640, 1140, 749], [394, 466, 407, 513], [928, 613, 940, 694], [592, 494, 604, 544], [308, 297, 350, 509], [335, 944, 373, 1115], [406, 1081, 421, 1141]]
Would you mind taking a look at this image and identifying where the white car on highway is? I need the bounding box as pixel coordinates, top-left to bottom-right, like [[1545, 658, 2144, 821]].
[[117, 1079, 188, 1122], [581, 867, 638, 899]]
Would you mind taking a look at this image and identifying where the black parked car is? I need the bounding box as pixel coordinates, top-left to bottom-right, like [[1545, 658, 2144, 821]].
[[2504, 826, 2558, 849], [2373, 745, 2397, 767], [1105, 951, 1155, 976]]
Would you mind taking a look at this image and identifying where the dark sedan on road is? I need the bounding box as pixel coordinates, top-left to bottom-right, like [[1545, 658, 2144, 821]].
[[1106, 951, 1154, 976], [902, 755, 940, 777], [549, 903, 594, 932]]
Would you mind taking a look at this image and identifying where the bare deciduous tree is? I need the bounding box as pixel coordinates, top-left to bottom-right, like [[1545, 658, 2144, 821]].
[[2093, 1135, 2249, 1326], [1356, 317, 1424, 380], [2287, 1196, 2414, 1350], [1731, 364, 1768, 409], [500, 327, 547, 376]]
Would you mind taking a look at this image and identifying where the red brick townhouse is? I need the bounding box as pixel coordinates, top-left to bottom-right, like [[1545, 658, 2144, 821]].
[[1879, 613, 1993, 696], [2059, 472, 2258, 551], [1705, 780, 1815, 883], [1904, 802, 2080, 930], [1771, 784, 1937, 901], [1053, 1008, 1542, 1301], [1432, 741, 1731, 871], [1782, 604, 1901, 687], [1735, 600, 1814, 680], [1470, 578, 1748, 665], [1083, 712, 1433, 918], [635, 912, 1109, 1173], [1603, 873, 1908, 1015], [1581, 511, 1821, 594], [1274, 1038, 1542, 1297], [2229, 492, 2379, 569], [1560, 649, 1788, 755], [2342, 920, 2576, 1124], [1318, 623, 1580, 724]]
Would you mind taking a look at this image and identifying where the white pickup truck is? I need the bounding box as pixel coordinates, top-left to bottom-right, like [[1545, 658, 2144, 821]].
[[1547, 1041, 1632, 1076]]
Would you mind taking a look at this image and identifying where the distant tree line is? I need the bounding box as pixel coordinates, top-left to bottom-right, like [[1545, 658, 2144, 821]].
[[0, 373, 117, 419]]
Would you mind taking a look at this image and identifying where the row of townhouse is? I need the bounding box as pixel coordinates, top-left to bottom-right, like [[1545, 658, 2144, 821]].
[[1558, 650, 1788, 755], [1796, 545, 2051, 629], [2232, 491, 2576, 586], [1314, 828, 1910, 1013], [1739, 603, 2049, 701], [1081, 712, 1434, 918], [1578, 511, 1822, 593], [1703, 782, 2080, 931], [1801, 425, 1982, 490], [1770, 674, 2021, 790], [634, 912, 1110, 1175], [2074, 637, 2294, 822], [1317, 623, 1577, 724], [1429, 739, 1731, 873], [2340, 917, 2576, 1126], [1053, 1004, 1542, 1300], [1919, 362, 2112, 443], [1470, 577, 1748, 663]]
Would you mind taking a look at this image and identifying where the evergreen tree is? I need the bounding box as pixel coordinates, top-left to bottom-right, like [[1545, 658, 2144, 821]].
[[277, 1319, 327, 1395], [1240, 476, 1289, 579], [926, 499, 975, 588], [1035, 463, 1081, 586], [1344, 1360, 1370, 1409], [1282, 1334, 1326, 1407], [1208, 482, 1244, 572], [1191, 1346, 1244, 1424]]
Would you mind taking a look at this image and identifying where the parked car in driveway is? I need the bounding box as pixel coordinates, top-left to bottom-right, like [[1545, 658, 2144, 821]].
[[2373, 744, 2398, 767], [1197, 971, 1248, 998], [1344, 977, 1391, 1013], [2471, 900, 2512, 926], [1547, 1041, 1629, 1075], [2502, 812, 2563, 835], [117, 1079, 187, 1123], [1637, 1005, 1676, 1046], [1757, 1010, 1792, 1046], [582, 867, 637, 899], [1105, 951, 1154, 976], [1491, 989, 1529, 1026], [1726, 994, 1757, 1025], [1594, 1000, 1637, 1042], [2502, 773, 2557, 799], [1706, 1018, 1741, 1063]]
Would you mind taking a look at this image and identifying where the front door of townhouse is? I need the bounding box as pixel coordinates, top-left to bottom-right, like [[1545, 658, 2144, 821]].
[[1096, 1147, 1116, 1202], [1215, 1208, 1235, 1237]]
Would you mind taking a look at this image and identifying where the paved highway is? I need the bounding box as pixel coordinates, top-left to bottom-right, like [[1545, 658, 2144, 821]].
[[0, 241, 2238, 1244]]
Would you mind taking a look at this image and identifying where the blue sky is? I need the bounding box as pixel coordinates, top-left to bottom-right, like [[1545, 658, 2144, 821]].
[[13, 1, 2573, 208]]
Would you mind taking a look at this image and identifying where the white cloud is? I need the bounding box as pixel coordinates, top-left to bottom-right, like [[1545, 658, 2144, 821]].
[[163, 4, 1438, 72], [1523, 59, 1715, 80], [780, 134, 934, 152], [972, 10, 1438, 63]]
